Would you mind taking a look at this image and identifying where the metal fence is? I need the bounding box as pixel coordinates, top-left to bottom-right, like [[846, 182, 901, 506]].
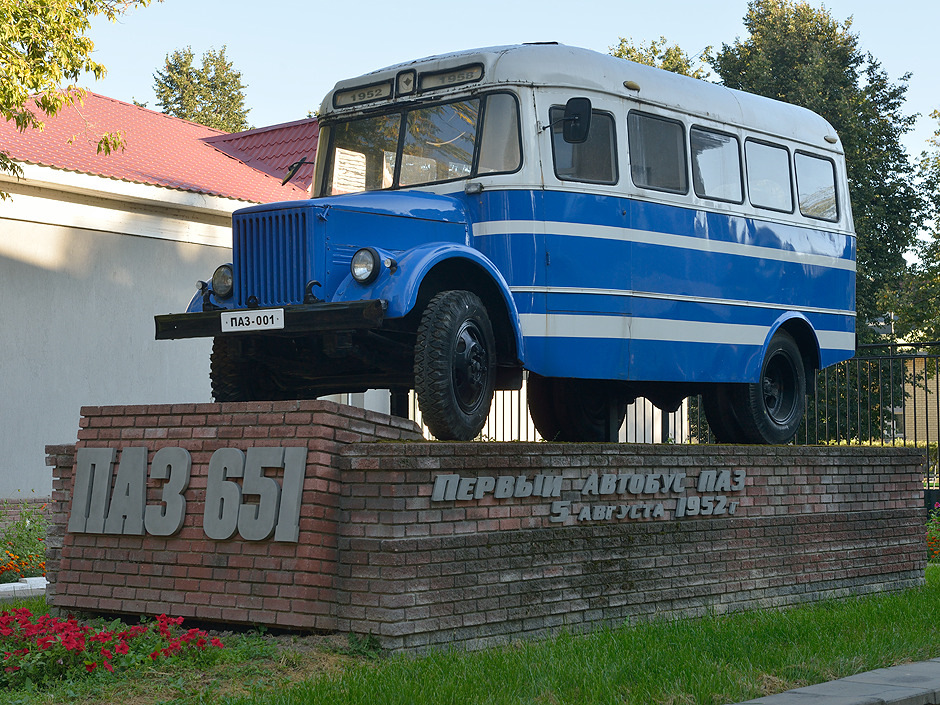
[[400, 342, 940, 482]]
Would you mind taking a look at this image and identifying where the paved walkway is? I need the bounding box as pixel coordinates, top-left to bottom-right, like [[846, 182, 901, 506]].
[[0, 577, 47, 602], [735, 660, 940, 704]]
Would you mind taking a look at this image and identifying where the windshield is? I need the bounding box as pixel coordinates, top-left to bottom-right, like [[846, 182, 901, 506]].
[[319, 92, 520, 196]]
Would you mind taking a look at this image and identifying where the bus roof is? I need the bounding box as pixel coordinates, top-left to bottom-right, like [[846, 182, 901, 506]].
[[322, 43, 842, 153]]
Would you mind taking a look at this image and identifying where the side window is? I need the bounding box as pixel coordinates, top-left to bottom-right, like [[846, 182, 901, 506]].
[[795, 152, 838, 221], [549, 106, 617, 184], [690, 127, 742, 203], [628, 111, 688, 194], [745, 140, 793, 212], [478, 93, 522, 175]]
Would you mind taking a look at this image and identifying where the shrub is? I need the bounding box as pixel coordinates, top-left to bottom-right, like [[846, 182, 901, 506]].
[[927, 502, 940, 562], [0, 502, 46, 583]]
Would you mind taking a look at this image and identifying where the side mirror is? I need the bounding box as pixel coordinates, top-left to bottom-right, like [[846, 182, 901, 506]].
[[562, 97, 592, 144]]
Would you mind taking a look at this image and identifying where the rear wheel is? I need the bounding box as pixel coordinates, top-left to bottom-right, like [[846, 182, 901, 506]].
[[527, 374, 562, 441], [414, 291, 496, 440], [734, 330, 806, 444], [705, 331, 806, 444], [702, 384, 746, 443], [528, 375, 626, 442]]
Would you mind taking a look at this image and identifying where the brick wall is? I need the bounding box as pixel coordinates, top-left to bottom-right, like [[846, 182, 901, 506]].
[[334, 443, 925, 650], [45, 400, 423, 629], [46, 403, 926, 652]]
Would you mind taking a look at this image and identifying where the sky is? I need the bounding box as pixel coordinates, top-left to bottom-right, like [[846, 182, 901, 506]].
[[83, 0, 938, 156]]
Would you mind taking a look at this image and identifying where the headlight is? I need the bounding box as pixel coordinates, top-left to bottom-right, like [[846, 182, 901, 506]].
[[351, 248, 380, 284], [211, 264, 234, 298]]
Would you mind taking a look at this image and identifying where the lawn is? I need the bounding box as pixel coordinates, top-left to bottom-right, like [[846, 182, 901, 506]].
[[3, 566, 940, 705]]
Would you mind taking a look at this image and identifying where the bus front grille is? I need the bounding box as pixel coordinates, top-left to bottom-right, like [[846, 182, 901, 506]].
[[233, 210, 311, 308]]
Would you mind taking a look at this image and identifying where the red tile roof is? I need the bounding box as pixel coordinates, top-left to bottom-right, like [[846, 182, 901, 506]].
[[205, 118, 319, 192], [0, 92, 319, 203]]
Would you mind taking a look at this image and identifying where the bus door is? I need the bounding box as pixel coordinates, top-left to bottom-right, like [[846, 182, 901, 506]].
[[539, 95, 631, 381]]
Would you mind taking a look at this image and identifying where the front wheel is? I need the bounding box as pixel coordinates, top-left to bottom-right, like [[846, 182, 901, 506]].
[[414, 291, 496, 441], [211, 336, 263, 402]]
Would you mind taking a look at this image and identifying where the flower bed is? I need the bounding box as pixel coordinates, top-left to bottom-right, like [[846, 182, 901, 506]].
[[0, 502, 46, 584], [1, 610, 223, 686]]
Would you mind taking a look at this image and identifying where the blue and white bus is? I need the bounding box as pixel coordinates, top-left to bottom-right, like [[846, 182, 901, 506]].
[[156, 43, 856, 444]]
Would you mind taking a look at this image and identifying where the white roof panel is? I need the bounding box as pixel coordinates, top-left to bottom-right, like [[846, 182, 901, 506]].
[[322, 44, 842, 153]]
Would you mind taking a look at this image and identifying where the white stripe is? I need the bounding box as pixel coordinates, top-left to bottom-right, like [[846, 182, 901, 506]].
[[510, 285, 857, 318], [473, 220, 856, 272], [816, 330, 856, 351], [519, 313, 855, 351]]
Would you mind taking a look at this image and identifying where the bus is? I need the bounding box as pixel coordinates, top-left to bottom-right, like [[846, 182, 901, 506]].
[[155, 43, 856, 444]]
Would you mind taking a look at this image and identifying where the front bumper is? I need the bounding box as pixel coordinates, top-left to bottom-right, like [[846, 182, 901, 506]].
[[154, 300, 388, 340]]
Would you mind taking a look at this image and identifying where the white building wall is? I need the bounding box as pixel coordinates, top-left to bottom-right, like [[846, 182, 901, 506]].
[[0, 167, 238, 498]]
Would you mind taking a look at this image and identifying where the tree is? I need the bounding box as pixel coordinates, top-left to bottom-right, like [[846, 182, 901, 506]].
[[708, 0, 924, 341], [0, 0, 155, 195], [153, 46, 250, 132], [610, 36, 710, 79], [887, 110, 940, 342]]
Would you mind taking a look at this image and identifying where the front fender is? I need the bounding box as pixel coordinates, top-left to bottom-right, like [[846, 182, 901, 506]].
[[333, 242, 525, 359]]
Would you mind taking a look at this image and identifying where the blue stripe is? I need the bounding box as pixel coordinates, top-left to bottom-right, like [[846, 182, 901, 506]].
[[458, 188, 855, 382]]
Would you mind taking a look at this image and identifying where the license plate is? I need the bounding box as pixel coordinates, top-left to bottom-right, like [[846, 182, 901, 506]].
[[220, 309, 285, 333]]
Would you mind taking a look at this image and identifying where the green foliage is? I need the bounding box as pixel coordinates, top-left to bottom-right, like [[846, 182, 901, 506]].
[[0, 502, 46, 584], [610, 36, 710, 79], [886, 110, 940, 342], [708, 0, 924, 339], [927, 503, 940, 562], [0, 0, 156, 193], [153, 46, 251, 132], [798, 349, 911, 444], [330, 632, 383, 659]]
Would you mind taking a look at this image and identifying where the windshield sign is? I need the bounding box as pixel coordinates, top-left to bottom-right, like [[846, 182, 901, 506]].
[[333, 81, 394, 108]]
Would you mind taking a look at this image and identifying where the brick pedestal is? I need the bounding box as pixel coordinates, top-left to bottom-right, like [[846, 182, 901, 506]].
[[46, 402, 926, 651]]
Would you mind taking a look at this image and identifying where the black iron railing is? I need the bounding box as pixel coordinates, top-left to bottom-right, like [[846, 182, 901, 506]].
[[398, 342, 940, 481]]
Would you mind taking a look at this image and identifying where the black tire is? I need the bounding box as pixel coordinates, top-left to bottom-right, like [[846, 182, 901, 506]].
[[210, 336, 275, 402], [552, 378, 626, 442], [733, 330, 806, 444], [527, 373, 563, 441], [414, 291, 496, 441], [528, 375, 626, 442], [702, 384, 747, 443], [210, 336, 250, 402]]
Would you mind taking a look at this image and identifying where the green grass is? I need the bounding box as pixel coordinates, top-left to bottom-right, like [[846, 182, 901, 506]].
[[5, 567, 940, 705], [242, 566, 940, 705]]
